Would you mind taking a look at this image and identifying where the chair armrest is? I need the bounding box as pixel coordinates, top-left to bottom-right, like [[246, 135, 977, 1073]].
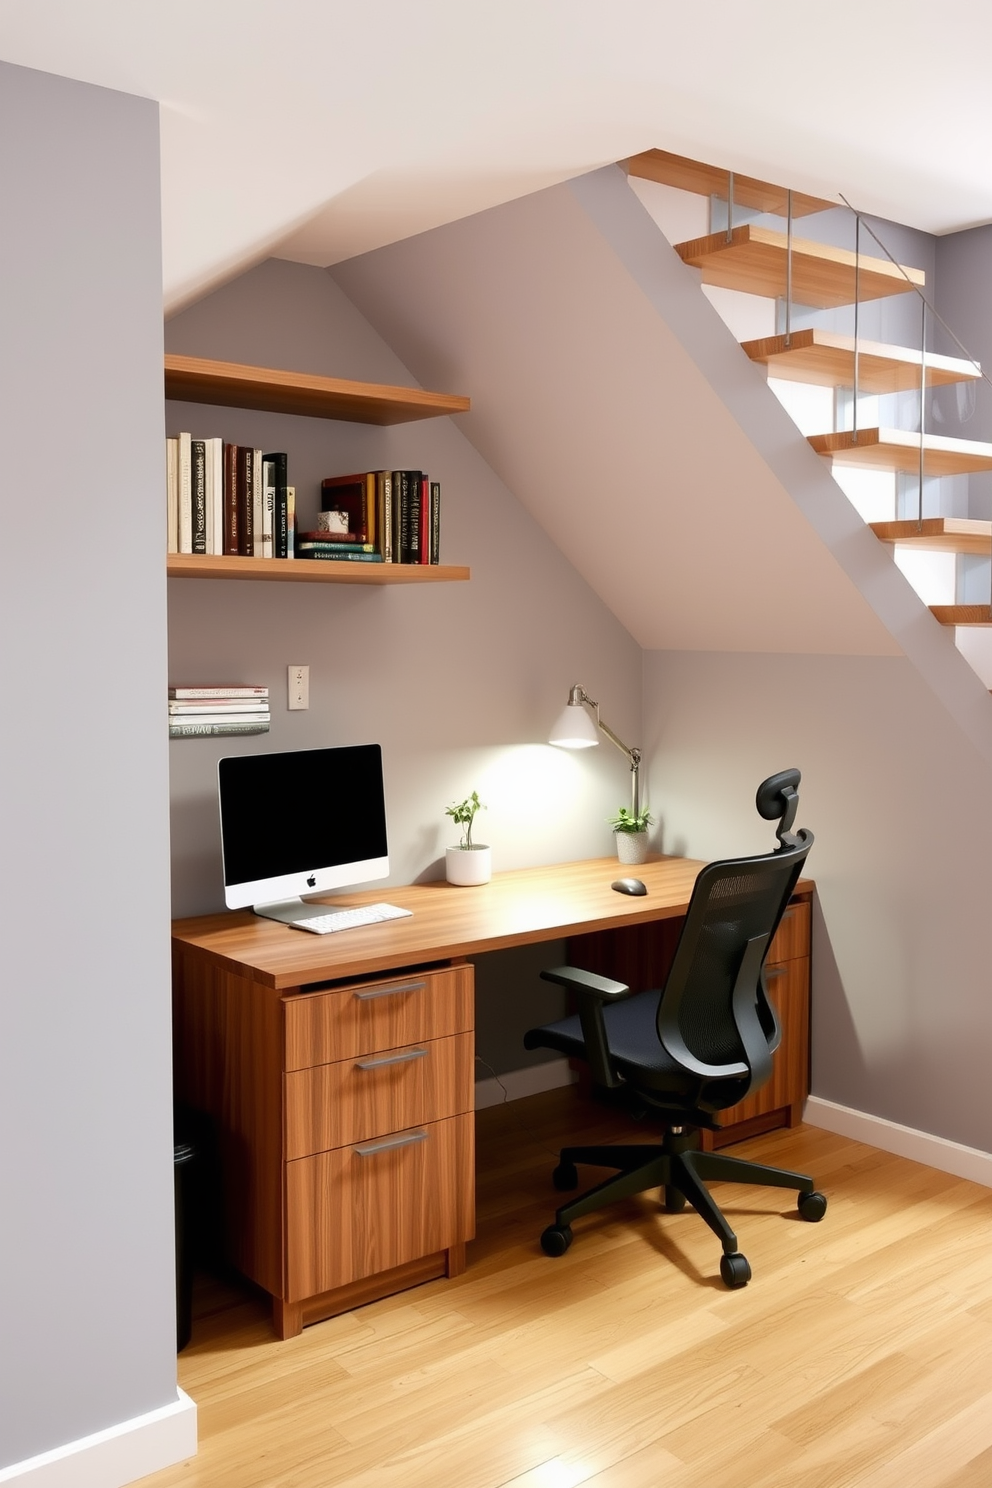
[[539, 965, 631, 1089]]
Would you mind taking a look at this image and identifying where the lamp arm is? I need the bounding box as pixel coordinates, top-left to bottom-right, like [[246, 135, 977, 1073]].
[[572, 686, 642, 816]]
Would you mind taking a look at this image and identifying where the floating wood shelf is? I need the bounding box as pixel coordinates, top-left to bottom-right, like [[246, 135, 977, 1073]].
[[743, 328, 980, 394], [930, 605, 992, 627], [870, 518, 992, 555], [164, 354, 471, 425], [675, 226, 924, 308], [167, 554, 470, 585], [808, 427, 992, 476], [626, 149, 835, 218]]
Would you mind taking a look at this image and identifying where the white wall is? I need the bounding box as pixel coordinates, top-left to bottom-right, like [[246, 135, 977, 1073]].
[[0, 64, 178, 1471]]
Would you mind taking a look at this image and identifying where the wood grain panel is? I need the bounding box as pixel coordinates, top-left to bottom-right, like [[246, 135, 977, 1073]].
[[675, 225, 924, 307], [167, 553, 470, 584], [285, 1113, 475, 1299], [171, 946, 284, 1296], [164, 353, 470, 424], [809, 427, 992, 475], [768, 900, 810, 963], [870, 517, 992, 555], [707, 956, 810, 1141], [931, 604, 992, 627], [742, 327, 980, 392], [626, 149, 834, 216], [283, 965, 473, 1072], [284, 1031, 474, 1158]]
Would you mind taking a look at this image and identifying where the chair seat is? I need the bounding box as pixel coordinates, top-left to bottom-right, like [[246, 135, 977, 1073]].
[[529, 989, 699, 1098]]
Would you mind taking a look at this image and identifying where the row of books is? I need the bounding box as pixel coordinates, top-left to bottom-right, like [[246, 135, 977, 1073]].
[[317, 470, 441, 565], [168, 684, 270, 739], [166, 436, 294, 558]]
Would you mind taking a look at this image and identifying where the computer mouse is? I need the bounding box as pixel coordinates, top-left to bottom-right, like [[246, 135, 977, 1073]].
[[612, 877, 647, 896]]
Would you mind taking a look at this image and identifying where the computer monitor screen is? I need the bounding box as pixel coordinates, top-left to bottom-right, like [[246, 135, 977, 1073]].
[[218, 744, 389, 919]]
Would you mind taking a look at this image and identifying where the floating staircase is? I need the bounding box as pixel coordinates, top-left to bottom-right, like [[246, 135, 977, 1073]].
[[627, 150, 992, 655]]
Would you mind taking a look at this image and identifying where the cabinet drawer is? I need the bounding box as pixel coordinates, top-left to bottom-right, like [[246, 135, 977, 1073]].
[[284, 1031, 474, 1159], [285, 1112, 475, 1300], [717, 957, 810, 1130], [284, 964, 473, 1071], [768, 900, 810, 964]]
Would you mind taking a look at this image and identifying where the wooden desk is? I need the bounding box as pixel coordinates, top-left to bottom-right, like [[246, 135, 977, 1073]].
[[172, 856, 813, 1337]]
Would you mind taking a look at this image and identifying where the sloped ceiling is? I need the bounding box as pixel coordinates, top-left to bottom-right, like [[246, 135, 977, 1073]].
[[3, 2, 992, 310], [334, 170, 906, 655]]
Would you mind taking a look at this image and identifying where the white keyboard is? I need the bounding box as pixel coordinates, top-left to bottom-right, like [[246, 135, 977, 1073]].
[[290, 902, 413, 935]]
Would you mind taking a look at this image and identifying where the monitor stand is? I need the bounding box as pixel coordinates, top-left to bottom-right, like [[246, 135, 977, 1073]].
[[253, 898, 329, 927]]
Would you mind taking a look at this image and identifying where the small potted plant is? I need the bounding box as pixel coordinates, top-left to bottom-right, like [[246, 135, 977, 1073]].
[[608, 805, 654, 865], [445, 791, 491, 885]]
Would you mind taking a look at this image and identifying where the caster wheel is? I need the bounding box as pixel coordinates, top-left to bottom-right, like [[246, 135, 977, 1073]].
[[540, 1224, 573, 1257], [798, 1190, 827, 1222], [664, 1186, 687, 1213], [552, 1161, 579, 1192], [720, 1252, 751, 1289]]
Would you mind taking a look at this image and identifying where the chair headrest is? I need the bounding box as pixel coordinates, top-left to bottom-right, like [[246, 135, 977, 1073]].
[[755, 768, 801, 848]]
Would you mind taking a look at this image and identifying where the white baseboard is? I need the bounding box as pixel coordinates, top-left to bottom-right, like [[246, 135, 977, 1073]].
[[0, 1388, 197, 1487], [476, 1059, 577, 1110], [805, 1096, 992, 1189]]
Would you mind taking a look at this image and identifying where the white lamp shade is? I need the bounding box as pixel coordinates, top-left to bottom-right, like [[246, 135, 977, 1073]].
[[549, 700, 599, 749]]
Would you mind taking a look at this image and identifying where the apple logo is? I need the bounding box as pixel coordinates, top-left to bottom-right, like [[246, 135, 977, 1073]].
[[306, 873, 316, 888]]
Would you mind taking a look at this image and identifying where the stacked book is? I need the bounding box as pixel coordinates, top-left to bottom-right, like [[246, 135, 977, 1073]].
[[307, 470, 442, 565], [169, 685, 271, 738], [166, 435, 295, 559]]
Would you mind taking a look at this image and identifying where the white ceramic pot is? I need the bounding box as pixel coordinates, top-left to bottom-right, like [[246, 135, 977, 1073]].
[[445, 844, 492, 886], [615, 831, 649, 866]]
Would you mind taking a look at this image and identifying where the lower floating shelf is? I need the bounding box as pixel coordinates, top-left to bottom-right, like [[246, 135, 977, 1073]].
[[930, 605, 992, 627], [167, 554, 470, 585]]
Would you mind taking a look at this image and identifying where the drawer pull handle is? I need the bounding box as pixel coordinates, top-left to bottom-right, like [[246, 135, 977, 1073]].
[[356, 1048, 428, 1071], [355, 980, 426, 1001], [354, 1129, 428, 1157]]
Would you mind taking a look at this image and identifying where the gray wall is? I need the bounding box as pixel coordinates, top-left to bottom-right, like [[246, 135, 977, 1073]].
[[0, 65, 176, 1468], [643, 649, 992, 1153], [165, 258, 642, 1070]]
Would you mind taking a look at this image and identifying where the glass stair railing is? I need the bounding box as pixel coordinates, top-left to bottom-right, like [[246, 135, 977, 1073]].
[[626, 149, 992, 686]]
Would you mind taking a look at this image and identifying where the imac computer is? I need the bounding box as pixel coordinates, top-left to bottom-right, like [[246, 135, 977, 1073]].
[[218, 744, 391, 927]]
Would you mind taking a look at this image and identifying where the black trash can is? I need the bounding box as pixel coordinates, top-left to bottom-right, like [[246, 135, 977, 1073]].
[[173, 1141, 195, 1352]]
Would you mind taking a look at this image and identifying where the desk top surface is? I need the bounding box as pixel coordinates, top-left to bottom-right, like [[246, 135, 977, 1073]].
[[172, 855, 814, 991]]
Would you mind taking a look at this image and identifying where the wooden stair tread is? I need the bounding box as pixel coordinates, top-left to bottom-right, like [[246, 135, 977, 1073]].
[[625, 150, 834, 217], [870, 518, 992, 555], [167, 554, 470, 584], [808, 427, 992, 476], [164, 354, 471, 425], [675, 225, 924, 308], [744, 328, 980, 393], [930, 605, 992, 626]]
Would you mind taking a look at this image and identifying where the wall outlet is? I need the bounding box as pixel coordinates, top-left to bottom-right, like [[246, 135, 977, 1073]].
[[288, 664, 309, 710]]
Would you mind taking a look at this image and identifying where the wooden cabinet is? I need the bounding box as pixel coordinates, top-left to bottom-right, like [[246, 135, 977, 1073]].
[[172, 951, 475, 1339], [567, 892, 813, 1150]]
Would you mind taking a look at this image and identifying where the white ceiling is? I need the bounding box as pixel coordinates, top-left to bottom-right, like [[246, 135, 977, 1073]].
[[3, 0, 992, 312]]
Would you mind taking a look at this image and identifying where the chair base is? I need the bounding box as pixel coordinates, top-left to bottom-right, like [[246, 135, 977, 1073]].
[[543, 1127, 824, 1282]]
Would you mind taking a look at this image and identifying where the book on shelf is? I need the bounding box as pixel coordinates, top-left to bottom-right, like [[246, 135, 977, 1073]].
[[297, 534, 376, 552], [297, 548, 384, 563], [169, 700, 272, 715], [266, 452, 289, 559], [377, 470, 393, 563], [169, 707, 270, 722], [170, 719, 270, 738], [177, 432, 192, 554], [191, 439, 207, 553], [318, 469, 441, 565], [170, 685, 269, 699], [236, 445, 254, 557], [321, 472, 376, 546], [429, 480, 441, 564], [166, 438, 178, 554], [286, 486, 296, 558], [223, 442, 239, 555]]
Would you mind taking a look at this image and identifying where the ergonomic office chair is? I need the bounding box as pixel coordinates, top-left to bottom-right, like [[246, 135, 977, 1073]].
[[524, 769, 825, 1288]]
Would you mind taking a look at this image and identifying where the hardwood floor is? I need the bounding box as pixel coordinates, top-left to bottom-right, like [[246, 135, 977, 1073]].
[[143, 1089, 992, 1488]]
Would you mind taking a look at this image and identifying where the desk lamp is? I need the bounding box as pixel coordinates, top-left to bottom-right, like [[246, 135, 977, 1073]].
[[548, 684, 642, 816]]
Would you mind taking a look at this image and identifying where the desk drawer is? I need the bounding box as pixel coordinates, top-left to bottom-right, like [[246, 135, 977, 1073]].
[[284, 1031, 474, 1159], [285, 1111, 474, 1299], [768, 900, 810, 964], [284, 964, 473, 1071]]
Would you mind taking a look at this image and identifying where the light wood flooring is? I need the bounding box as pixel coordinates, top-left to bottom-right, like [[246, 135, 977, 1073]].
[[141, 1088, 992, 1488]]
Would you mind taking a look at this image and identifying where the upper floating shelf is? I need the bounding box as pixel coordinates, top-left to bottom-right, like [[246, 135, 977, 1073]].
[[164, 354, 471, 426], [743, 328, 980, 394], [870, 518, 992, 556], [675, 226, 925, 308], [626, 149, 835, 218], [930, 605, 992, 627], [808, 428, 992, 477]]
